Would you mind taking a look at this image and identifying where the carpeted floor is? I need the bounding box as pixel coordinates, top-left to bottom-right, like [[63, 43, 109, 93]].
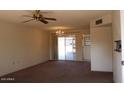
[[0, 60, 113, 83]]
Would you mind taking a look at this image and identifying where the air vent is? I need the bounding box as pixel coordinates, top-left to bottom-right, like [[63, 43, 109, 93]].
[[90, 14, 112, 27], [96, 19, 102, 25]]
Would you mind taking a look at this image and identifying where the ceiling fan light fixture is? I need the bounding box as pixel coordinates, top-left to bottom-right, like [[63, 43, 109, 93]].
[[56, 30, 64, 36]]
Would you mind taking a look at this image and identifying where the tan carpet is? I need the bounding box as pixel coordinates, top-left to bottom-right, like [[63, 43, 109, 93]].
[[0, 60, 113, 83]]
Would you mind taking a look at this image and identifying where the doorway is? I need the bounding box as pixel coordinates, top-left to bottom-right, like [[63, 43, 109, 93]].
[[58, 35, 76, 60]]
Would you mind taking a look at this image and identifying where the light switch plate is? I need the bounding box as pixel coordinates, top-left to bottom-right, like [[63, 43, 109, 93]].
[[122, 61, 124, 65]]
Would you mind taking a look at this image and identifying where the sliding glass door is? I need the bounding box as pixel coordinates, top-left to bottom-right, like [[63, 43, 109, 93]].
[[58, 35, 76, 60], [58, 37, 66, 60]]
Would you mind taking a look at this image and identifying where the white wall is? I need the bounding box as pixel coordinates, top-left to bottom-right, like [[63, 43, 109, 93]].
[[120, 11, 124, 83], [112, 11, 122, 82], [120, 11, 124, 61], [91, 26, 113, 72], [0, 21, 50, 76]]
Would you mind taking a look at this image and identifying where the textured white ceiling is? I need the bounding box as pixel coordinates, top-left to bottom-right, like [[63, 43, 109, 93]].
[[0, 10, 112, 31]]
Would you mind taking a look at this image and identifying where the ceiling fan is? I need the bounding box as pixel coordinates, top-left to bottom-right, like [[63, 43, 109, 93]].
[[22, 10, 56, 24]]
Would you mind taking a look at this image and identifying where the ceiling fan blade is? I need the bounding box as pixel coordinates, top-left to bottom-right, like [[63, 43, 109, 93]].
[[22, 19, 35, 23], [44, 17, 56, 21], [40, 20, 48, 24]]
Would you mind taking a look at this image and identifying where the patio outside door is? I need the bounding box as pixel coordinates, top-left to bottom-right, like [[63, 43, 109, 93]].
[[58, 35, 76, 60]]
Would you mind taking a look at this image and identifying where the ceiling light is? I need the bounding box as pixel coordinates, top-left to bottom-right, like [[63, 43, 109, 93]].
[[56, 30, 64, 36]]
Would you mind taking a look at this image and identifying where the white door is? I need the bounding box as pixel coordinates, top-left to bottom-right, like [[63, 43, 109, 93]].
[[91, 26, 113, 72]]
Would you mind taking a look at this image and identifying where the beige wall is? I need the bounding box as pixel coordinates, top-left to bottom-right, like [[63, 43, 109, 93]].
[[50, 33, 58, 60], [83, 46, 91, 61], [112, 11, 122, 82], [75, 31, 90, 61], [0, 21, 50, 76], [75, 32, 83, 61], [83, 35, 91, 61]]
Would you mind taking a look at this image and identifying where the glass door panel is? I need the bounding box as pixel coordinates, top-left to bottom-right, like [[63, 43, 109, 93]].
[[58, 35, 76, 60], [58, 37, 65, 60]]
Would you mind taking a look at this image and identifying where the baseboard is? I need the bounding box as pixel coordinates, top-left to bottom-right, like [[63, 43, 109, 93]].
[[91, 70, 113, 73], [49, 59, 90, 62]]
